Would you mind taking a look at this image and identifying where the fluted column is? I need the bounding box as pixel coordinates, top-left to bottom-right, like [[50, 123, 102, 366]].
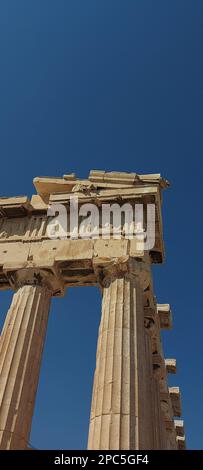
[[144, 312, 168, 449], [0, 270, 54, 449], [88, 258, 154, 450]]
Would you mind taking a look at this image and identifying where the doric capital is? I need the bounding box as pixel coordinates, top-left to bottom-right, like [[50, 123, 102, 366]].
[[157, 304, 173, 329], [169, 387, 182, 417], [174, 419, 184, 437], [93, 255, 151, 289], [7, 268, 65, 297], [165, 359, 177, 374]]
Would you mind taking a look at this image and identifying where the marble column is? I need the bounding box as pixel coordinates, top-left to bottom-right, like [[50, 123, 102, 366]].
[[88, 259, 154, 450], [0, 271, 52, 449], [151, 367, 168, 449]]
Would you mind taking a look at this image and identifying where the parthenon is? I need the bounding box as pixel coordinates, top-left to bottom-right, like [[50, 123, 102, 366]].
[[0, 170, 185, 450]]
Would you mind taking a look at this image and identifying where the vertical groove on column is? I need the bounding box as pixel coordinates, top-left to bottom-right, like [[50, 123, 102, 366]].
[[122, 278, 132, 449], [88, 275, 155, 450], [128, 280, 136, 449], [108, 278, 120, 450], [0, 285, 51, 449], [120, 278, 129, 450]]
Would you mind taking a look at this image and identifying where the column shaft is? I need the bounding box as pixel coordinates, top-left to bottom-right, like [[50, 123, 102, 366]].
[[152, 377, 168, 448], [88, 275, 154, 450], [0, 284, 51, 449]]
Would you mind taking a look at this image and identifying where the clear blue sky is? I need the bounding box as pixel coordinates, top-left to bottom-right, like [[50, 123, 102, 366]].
[[0, 1, 202, 450]]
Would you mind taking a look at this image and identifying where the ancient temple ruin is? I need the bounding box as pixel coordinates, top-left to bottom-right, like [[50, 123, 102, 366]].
[[0, 170, 185, 450]]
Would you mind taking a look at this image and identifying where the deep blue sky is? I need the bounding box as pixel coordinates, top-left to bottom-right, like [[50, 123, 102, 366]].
[[0, 1, 202, 450]]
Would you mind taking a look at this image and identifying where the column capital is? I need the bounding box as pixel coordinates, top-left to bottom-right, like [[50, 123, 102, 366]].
[[7, 268, 65, 297], [93, 255, 151, 289]]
